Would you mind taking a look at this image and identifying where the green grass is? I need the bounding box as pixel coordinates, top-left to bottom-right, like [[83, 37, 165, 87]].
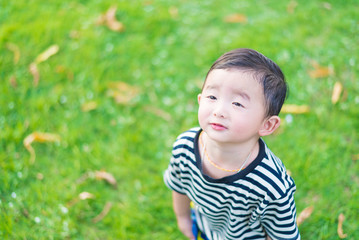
[[1, 0, 358, 239]]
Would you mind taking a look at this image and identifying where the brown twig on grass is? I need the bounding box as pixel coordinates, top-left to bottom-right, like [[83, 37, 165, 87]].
[[92, 202, 113, 223]]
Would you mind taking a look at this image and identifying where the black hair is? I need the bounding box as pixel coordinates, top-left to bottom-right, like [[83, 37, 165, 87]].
[[204, 48, 288, 117]]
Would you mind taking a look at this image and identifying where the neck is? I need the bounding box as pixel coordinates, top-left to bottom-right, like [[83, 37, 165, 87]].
[[201, 132, 259, 168]]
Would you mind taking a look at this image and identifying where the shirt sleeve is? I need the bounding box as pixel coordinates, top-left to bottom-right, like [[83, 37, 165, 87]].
[[261, 185, 300, 240], [163, 141, 187, 194]]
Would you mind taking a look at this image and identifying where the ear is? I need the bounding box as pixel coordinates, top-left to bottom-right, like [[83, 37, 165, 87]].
[[197, 94, 202, 105], [259, 116, 281, 137]]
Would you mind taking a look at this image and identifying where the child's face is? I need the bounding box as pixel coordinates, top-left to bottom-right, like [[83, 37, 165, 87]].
[[198, 69, 268, 144]]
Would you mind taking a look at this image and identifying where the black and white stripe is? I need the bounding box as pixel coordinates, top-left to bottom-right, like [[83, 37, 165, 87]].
[[164, 128, 300, 240]]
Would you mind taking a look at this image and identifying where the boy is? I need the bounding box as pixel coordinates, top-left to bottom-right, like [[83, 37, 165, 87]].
[[164, 48, 300, 240]]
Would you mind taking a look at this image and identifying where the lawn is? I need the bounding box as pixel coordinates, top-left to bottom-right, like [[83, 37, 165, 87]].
[[1, 0, 358, 239]]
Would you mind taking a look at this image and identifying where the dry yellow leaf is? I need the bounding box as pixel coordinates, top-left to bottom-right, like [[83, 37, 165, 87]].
[[98, 6, 125, 32], [81, 101, 98, 112], [76, 172, 91, 185], [106, 7, 124, 32], [287, 0, 298, 14], [67, 191, 95, 207], [10, 75, 17, 88], [56, 65, 66, 73], [331, 81, 343, 104], [224, 13, 247, 23], [281, 104, 310, 114], [69, 30, 80, 39], [107, 81, 140, 104], [296, 206, 314, 226], [79, 192, 95, 200], [28, 45, 59, 87], [145, 106, 172, 121], [24, 132, 60, 144], [337, 213, 347, 238], [308, 62, 334, 78], [29, 63, 40, 86], [36, 173, 44, 180], [6, 42, 20, 64], [95, 170, 117, 187], [23, 132, 61, 163], [169, 6, 179, 18], [352, 154, 359, 161], [55, 65, 74, 80], [92, 202, 113, 223], [323, 2, 332, 10], [35, 45, 59, 64]]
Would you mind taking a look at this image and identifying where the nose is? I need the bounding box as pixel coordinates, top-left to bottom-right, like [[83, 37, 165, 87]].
[[213, 102, 226, 118]]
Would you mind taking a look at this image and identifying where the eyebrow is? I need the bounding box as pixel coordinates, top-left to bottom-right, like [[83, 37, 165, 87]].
[[204, 84, 219, 91], [234, 90, 250, 101], [204, 84, 251, 101], [205, 84, 250, 101]]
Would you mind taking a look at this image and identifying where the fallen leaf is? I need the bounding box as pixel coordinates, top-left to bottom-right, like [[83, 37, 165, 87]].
[[92, 202, 113, 223], [331, 81, 343, 104], [323, 2, 332, 10], [55, 65, 74, 80], [9, 75, 17, 88], [145, 106, 172, 121], [69, 30, 80, 39], [76, 172, 91, 184], [28, 45, 60, 87], [79, 192, 95, 200], [81, 101, 98, 112], [352, 154, 359, 161], [98, 6, 125, 32], [224, 13, 247, 23], [337, 213, 347, 238], [308, 62, 334, 78], [24, 132, 61, 144], [35, 45, 59, 64], [67, 191, 95, 207], [29, 63, 40, 86], [297, 206, 314, 226], [36, 173, 44, 180], [107, 81, 140, 104], [95, 170, 117, 188], [287, 0, 298, 14], [55, 65, 66, 73], [23, 132, 61, 164], [22, 208, 30, 218], [169, 6, 179, 18], [6, 42, 20, 64], [76, 170, 117, 188], [106, 7, 124, 32], [281, 104, 310, 114]]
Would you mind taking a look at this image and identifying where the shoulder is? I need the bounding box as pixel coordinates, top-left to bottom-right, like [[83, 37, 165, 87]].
[[170, 127, 201, 161], [172, 127, 200, 149], [175, 127, 200, 141], [251, 141, 296, 200]]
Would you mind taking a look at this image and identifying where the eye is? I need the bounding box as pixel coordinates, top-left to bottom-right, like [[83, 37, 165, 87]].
[[233, 102, 244, 108], [207, 95, 217, 100]]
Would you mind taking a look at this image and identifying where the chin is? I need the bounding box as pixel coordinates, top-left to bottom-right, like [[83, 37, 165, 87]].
[[203, 129, 229, 141]]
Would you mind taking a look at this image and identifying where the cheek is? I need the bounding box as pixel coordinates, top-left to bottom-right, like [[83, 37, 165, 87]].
[[198, 105, 209, 122], [197, 106, 204, 120]]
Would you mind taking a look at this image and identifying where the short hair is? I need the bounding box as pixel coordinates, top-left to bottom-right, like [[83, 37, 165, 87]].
[[203, 48, 288, 117]]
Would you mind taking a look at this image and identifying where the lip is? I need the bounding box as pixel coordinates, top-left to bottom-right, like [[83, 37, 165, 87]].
[[210, 123, 227, 130]]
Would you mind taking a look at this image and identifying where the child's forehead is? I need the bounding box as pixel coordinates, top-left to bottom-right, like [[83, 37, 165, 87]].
[[203, 68, 259, 88]]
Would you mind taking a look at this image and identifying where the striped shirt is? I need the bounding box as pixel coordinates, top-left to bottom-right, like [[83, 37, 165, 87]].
[[164, 128, 300, 240]]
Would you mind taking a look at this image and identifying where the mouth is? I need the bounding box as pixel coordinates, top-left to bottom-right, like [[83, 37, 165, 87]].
[[210, 123, 227, 130]]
